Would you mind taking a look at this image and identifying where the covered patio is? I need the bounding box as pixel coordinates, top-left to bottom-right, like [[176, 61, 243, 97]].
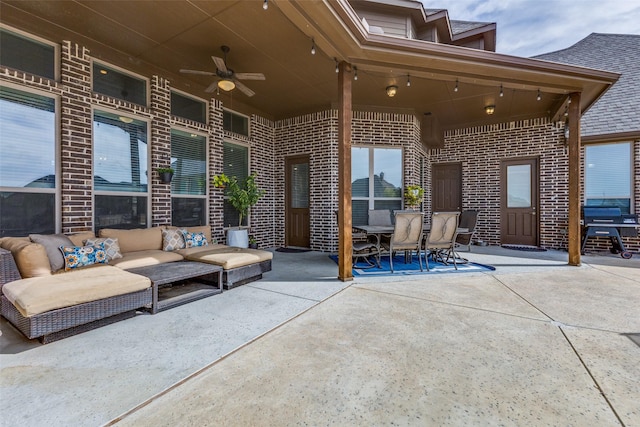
[[0, 0, 620, 280], [1, 247, 639, 426]]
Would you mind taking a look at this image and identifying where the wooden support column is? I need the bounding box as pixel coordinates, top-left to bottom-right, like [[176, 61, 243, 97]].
[[567, 92, 582, 266], [338, 61, 353, 281]]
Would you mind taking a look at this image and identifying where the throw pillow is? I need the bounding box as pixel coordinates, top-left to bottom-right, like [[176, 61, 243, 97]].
[[181, 230, 209, 248], [29, 234, 75, 272], [162, 228, 186, 251], [59, 244, 108, 271], [84, 237, 123, 261]]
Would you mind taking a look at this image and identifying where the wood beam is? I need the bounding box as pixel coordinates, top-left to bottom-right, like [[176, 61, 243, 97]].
[[338, 61, 353, 281], [567, 92, 581, 266]]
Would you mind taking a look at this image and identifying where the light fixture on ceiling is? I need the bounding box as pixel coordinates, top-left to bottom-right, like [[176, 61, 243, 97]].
[[406, 74, 411, 87], [386, 85, 398, 97], [335, 58, 339, 73], [354, 66, 358, 81], [263, 0, 268, 10], [311, 38, 316, 55], [564, 121, 570, 140], [119, 116, 134, 124], [454, 79, 459, 92], [537, 89, 542, 101], [217, 79, 236, 92], [499, 84, 504, 97], [484, 105, 495, 115]]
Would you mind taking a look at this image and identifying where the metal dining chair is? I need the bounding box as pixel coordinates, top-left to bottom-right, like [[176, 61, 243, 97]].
[[424, 211, 460, 271], [383, 211, 424, 272]]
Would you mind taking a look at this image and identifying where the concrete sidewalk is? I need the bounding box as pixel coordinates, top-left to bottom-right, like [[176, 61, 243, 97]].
[[1, 247, 639, 426]]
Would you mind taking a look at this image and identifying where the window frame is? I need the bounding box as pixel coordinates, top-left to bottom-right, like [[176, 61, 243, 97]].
[[584, 141, 633, 214], [91, 60, 149, 107], [351, 145, 404, 211], [0, 82, 61, 234], [222, 108, 250, 137], [92, 107, 151, 229], [223, 139, 251, 229], [170, 89, 208, 125], [0, 23, 60, 81], [170, 126, 209, 227]]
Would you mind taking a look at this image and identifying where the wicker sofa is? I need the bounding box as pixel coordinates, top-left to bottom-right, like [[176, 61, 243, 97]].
[[0, 226, 272, 343]]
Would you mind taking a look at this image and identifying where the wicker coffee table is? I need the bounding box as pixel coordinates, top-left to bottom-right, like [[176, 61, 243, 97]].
[[127, 262, 222, 314]]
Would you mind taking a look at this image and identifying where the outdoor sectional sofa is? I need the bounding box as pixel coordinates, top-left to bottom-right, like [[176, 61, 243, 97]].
[[0, 226, 272, 343]]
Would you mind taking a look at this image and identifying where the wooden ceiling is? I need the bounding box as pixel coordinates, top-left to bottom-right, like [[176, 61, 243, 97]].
[[0, 0, 618, 128]]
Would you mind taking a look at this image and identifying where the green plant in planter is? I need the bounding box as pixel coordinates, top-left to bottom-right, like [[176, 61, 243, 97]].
[[213, 173, 265, 227], [212, 173, 230, 188], [404, 184, 424, 209], [157, 167, 175, 183], [157, 167, 174, 174]]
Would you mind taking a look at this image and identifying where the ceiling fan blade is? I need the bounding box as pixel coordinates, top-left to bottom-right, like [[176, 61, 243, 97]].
[[234, 81, 255, 97], [204, 81, 218, 93], [211, 55, 227, 73], [180, 69, 215, 76], [234, 73, 266, 81]]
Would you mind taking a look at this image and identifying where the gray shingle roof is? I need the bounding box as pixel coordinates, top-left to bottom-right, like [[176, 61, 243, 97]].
[[450, 20, 491, 35], [534, 33, 640, 137]]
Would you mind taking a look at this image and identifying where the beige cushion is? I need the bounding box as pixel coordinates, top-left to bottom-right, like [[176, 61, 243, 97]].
[[185, 247, 272, 270], [29, 234, 74, 272], [2, 266, 151, 317], [67, 231, 96, 246], [100, 228, 162, 253], [108, 249, 184, 270], [175, 244, 228, 257], [0, 237, 52, 278]]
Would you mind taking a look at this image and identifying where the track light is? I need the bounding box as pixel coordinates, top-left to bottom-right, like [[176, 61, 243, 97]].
[[263, 0, 268, 10], [499, 84, 504, 97], [354, 66, 358, 81], [537, 89, 541, 101], [311, 38, 316, 55], [335, 58, 339, 73], [406, 74, 411, 87], [454, 79, 459, 92]]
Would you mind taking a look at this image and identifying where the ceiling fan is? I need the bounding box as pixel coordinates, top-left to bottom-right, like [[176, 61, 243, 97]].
[[180, 45, 265, 97]]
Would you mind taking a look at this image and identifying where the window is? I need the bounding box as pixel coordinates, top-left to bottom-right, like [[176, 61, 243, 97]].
[[0, 26, 55, 79], [223, 142, 249, 227], [585, 142, 632, 214], [0, 86, 57, 236], [171, 129, 207, 226], [223, 110, 249, 136], [351, 146, 403, 225], [93, 62, 147, 106], [93, 110, 148, 230], [171, 91, 206, 124]]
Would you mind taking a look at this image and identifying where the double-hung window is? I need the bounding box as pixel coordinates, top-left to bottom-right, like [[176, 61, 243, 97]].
[[223, 141, 249, 227], [585, 142, 632, 214], [171, 129, 207, 226], [0, 86, 57, 236], [351, 146, 403, 225], [93, 110, 149, 231]]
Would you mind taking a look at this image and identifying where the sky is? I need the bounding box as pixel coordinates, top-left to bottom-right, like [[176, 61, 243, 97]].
[[429, 0, 640, 57]]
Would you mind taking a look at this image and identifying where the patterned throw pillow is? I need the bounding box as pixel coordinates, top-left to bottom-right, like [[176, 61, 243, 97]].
[[162, 228, 186, 251], [59, 244, 108, 271], [84, 237, 123, 261], [181, 230, 208, 248]]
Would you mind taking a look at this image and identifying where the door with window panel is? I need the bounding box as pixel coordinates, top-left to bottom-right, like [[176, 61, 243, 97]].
[[500, 158, 538, 246], [285, 155, 310, 248]]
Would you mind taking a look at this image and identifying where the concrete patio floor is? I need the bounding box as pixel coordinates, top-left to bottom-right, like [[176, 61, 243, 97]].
[[1, 246, 639, 426]]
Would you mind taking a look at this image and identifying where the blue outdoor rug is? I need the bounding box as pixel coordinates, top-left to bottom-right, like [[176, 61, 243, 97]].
[[329, 253, 495, 276]]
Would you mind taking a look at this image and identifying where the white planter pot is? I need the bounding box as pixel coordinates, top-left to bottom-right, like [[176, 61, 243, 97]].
[[227, 229, 249, 248]]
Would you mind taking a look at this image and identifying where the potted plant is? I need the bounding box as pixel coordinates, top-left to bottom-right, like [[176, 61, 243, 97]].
[[248, 235, 258, 249], [212, 173, 230, 188], [404, 184, 424, 210], [157, 167, 174, 184], [212, 173, 265, 247]]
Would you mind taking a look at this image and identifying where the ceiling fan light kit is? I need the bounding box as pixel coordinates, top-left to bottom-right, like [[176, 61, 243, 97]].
[[217, 79, 236, 91]]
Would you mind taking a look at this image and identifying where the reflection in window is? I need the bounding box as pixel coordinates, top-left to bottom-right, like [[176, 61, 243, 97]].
[[0, 27, 55, 80], [351, 146, 402, 224], [93, 62, 146, 106], [93, 110, 148, 230], [585, 142, 631, 214], [223, 142, 249, 227], [171, 129, 207, 227], [506, 164, 531, 208], [171, 91, 206, 124], [0, 86, 56, 236]]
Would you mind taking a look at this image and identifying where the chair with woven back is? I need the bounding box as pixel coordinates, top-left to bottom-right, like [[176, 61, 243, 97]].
[[382, 211, 424, 272], [424, 211, 460, 270], [335, 211, 381, 268]]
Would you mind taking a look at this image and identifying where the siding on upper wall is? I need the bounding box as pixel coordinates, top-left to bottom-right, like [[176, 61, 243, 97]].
[[357, 10, 410, 37]]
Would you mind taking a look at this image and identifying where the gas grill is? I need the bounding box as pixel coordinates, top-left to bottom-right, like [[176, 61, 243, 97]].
[[581, 206, 638, 259]]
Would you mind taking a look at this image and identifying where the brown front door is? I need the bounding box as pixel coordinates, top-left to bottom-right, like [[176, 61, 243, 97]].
[[432, 163, 462, 212], [501, 158, 539, 246], [285, 155, 310, 248]]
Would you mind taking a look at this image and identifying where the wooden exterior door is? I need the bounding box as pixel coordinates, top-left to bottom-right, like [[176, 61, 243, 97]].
[[432, 163, 462, 212], [285, 155, 310, 248], [501, 158, 539, 246]]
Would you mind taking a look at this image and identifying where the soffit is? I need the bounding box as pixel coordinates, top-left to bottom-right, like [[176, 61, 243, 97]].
[[0, 0, 619, 129]]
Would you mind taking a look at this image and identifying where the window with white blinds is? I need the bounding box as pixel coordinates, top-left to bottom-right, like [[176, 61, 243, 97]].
[[0, 85, 57, 236], [171, 129, 207, 227], [585, 142, 632, 214], [223, 141, 249, 227]]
